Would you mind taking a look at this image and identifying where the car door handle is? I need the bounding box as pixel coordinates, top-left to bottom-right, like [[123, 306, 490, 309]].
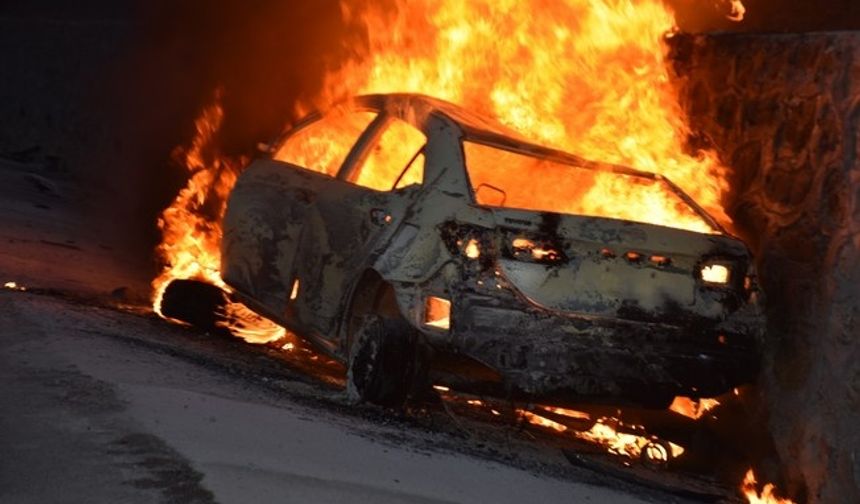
[[370, 208, 392, 226]]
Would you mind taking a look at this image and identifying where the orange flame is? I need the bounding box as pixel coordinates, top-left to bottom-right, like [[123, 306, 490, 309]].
[[574, 416, 684, 460], [152, 98, 229, 312], [521, 410, 569, 433], [322, 0, 732, 232], [742, 469, 796, 504], [151, 95, 285, 344]]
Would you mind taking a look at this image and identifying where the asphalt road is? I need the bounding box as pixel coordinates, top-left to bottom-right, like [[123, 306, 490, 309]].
[[0, 160, 667, 504]]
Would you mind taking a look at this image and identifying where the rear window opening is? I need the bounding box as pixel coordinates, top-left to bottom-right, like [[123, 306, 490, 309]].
[[463, 141, 718, 234]]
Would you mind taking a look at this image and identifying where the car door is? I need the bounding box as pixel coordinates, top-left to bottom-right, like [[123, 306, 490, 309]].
[[237, 108, 380, 317], [290, 115, 428, 347]]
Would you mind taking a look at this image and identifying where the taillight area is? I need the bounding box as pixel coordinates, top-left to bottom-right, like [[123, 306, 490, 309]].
[[695, 257, 760, 303], [697, 259, 735, 287], [507, 234, 567, 264]]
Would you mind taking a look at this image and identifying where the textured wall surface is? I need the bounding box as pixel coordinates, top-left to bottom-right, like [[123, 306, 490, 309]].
[[671, 32, 860, 503]]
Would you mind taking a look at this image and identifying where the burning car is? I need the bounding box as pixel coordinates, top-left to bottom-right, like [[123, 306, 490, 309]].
[[218, 93, 765, 408]]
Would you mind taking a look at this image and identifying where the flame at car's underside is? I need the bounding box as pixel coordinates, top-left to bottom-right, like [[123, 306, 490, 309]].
[[149, 1, 795, 502]]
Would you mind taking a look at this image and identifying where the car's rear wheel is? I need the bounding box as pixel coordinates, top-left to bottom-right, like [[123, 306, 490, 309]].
[[347, 315, 424, 408]]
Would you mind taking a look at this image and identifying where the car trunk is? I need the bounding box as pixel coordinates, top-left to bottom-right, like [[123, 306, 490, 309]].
[[486, 207, 752, 325]]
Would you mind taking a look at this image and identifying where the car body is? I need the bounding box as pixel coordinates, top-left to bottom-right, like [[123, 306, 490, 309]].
[[220, 93, 765, 408]]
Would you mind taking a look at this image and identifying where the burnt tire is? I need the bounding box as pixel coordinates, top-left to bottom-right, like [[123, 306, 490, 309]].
[[159, 279, 228, 331], [347, 316, 425, 408]]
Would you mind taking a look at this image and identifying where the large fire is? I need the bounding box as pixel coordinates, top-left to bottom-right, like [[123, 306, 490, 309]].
[[153, 0, 736, 328], [324, 0, 732, 233], [150, 1, 795, 502]]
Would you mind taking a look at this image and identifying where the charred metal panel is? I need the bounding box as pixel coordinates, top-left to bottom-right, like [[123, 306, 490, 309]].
[[222, 160, 323, 311], [450, 296, 761, 404]]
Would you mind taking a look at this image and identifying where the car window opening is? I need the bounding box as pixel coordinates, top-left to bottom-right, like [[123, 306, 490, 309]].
[[463, 141, 717, 233], [274, 110, 378, 177], [353, 118, 427, 191]]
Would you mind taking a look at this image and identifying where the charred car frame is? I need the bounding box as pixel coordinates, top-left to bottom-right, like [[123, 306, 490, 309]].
[[220, 94, 765, 408]]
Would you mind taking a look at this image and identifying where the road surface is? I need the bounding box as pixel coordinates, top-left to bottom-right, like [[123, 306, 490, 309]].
[[0, 159, 673, 503]]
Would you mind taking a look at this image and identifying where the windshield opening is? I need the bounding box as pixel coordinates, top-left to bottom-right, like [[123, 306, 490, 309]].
[[463, 141, 718, 234]]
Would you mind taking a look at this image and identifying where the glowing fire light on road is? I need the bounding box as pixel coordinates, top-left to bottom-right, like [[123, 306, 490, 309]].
[[519, 409, 684, 460], [742, 469, 796, 504]]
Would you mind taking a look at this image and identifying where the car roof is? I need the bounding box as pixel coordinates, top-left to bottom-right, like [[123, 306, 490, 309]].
[[356, 93, 659, 179], [355, 94, 517, 134]]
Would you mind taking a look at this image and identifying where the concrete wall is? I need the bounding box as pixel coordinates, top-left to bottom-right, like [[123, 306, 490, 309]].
[[671, 32, 860, 503]]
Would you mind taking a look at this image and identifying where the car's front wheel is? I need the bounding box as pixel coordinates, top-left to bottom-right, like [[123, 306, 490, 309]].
[[347, 315, 425, 408]]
